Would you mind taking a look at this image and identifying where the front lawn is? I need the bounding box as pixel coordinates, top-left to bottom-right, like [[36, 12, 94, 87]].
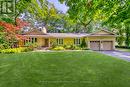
[[0, 51, 130, 87]]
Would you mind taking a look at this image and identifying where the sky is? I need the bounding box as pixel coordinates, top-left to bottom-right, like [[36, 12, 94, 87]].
[[48, 0, 69, 13]]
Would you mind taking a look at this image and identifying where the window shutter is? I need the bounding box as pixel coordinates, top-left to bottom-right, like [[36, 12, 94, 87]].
[[35, 38, 37, 42], [74, 39, 75, 44], [56, 39, 58, 45], [79, 39, 80, 44]]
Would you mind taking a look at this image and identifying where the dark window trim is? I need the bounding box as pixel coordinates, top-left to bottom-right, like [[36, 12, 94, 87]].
[[74, 38, 81, 45], [56, 38, 64, 45]]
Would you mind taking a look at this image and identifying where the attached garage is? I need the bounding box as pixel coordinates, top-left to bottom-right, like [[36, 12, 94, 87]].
[[88, 29, 116, 51], [90, 41, 113, 51]]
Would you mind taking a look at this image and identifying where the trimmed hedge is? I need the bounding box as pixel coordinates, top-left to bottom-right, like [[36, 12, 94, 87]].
[[0, 47, 33, 53], [52, 46, 65, 51], [51, 45, 89, 51], [115, 46, 130, 49]]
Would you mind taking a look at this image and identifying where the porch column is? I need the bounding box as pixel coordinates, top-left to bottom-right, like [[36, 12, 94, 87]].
[[86, 38, 90, 49], [48, 38, 50, 47]]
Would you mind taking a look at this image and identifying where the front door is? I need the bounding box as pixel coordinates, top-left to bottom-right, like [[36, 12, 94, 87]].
[[45, 39, 49, 47]]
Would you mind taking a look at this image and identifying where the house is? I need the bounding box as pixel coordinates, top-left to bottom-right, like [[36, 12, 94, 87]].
[[19, 28, 116, 51]]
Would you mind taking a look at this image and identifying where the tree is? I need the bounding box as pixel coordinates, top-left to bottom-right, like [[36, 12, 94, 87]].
[[59, 0, 130, 47], [27, 0, 59, 30], [125, 25, 130, 47], [102, 0, 130, 47], [59, 0, 119, 32], [80, 38, 87, 48], [15, 0, 32, 25], [59, 1, 129, 27], [0, 18, 28, 48]]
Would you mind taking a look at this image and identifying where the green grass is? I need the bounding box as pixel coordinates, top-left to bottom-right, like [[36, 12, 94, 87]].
[[116, 48, 130, 52], [0, 51, 130, 87]]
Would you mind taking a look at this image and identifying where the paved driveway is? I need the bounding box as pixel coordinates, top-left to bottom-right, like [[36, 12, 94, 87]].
[[99, 50, 130, 61]]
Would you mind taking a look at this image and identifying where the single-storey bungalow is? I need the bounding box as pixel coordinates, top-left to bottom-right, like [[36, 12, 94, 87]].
[[19, 28, 116, 51]]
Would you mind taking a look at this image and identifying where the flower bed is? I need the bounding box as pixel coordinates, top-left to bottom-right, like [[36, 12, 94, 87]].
[[0, 47, 33, 53]]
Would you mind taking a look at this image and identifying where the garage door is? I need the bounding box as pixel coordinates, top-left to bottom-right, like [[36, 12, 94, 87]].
[[102, 41, 113, 50], [90, 41, 100, 50]]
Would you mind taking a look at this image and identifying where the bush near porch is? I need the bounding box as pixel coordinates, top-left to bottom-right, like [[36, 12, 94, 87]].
[[51, 45, 89, 51]]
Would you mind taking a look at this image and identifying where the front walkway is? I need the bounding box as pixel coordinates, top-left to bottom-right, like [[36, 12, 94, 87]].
[[99, 50, 130, 61]]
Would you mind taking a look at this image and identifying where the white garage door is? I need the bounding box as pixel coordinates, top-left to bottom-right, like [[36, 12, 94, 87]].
[[102, 41, 113, 50], [90, 41, 100, 50]]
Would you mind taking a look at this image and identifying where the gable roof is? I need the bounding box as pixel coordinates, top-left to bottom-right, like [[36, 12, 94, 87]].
[[23, 33, 89, 38], [23, 29, 115, 38], [48, 33, 89, 38], [89, 29, 115, 36]]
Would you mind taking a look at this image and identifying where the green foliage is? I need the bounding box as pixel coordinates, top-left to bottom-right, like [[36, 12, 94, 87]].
[[52, 46, 65, 51], [1, 18, 14, 24], [0, 43, 10, 50], [69, 45, 81, 50], [64, 45, 82, 50], [27, 0, 58, 24], [16, 0, 31, 14], [0, 47, 33, 53], [125, 27, 130, 47], [80, 38, 87, 48], [52, 45, 84, 51], [63, 45, 71, 49], [116, 36, 125, 46], [25, 42, 38, 48], [0, 26, 4, 31], [0, 29, 10, 49], [51, 41, 57, 48], [53, 44, 89, 50]]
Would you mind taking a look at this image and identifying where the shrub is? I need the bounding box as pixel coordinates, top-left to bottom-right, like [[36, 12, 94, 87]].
[[80, 38, 87, 48], [115, 45, 130, 49], [51, 42, 57, 48], [52, 46, 65, 51], [116, 36, 125, 46], [69, 45, 81, 50], [0, 44, 5, 50], [25, 42, 38, 48], [63, 45, 82, 50], [82, 47, 90, 50], [64, 45, 71, 49], [0, 47, 33, 53], [24, 47, 33, 52], [74, 46, 82, 50]]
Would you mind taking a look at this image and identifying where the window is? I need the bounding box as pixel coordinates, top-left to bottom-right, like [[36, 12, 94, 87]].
[[32, 38, 34, 43], [35, 38, 37, 42], [57, 38, 63, 45], [24, 37, 37, 45], [31, 38, 37, 43], [74, 38, 81, 45]]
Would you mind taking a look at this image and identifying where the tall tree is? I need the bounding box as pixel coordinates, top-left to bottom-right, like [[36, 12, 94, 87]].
[[27, 0, 59, 30], [0, 18, 28, 48], [103, 0, 130, 46], [59, 0, 129, 28]]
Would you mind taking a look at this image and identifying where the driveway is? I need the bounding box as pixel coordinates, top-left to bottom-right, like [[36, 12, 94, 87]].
[[99, 50, 130, 61]]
